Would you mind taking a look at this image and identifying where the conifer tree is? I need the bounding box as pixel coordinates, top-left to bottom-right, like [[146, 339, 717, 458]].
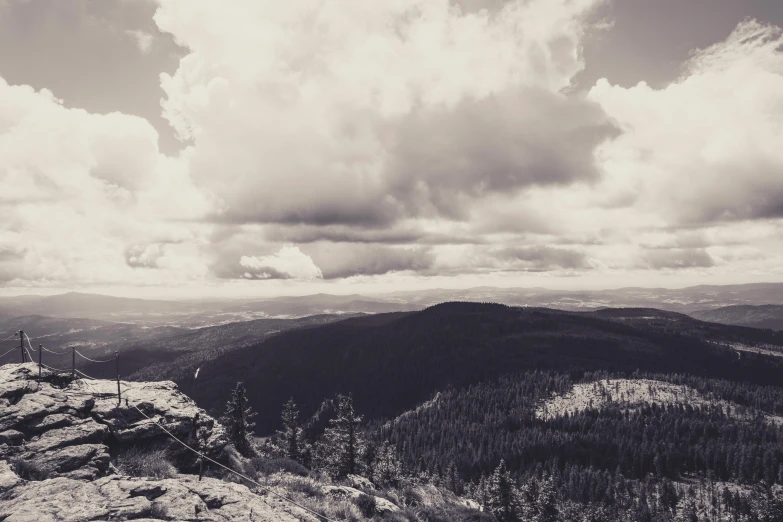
[[374, 441, 403, 488], [277, 397, 302, 462], [320, 394, 365, 479], [487, 459, 518, 522], [675, 488, 698, 522], [220, 381, 257, 457]]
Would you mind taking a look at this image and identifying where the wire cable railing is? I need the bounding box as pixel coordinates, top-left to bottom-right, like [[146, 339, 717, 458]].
[[40, 344, 69, 355], [74, 369, 98, 380], [23, 344, 35, 364], [40, 362, 71, 373], [75, 350, 115, 363], [131, 403, 335, 522], [0, 332, 18, 344], [0, 346, 18, 359]]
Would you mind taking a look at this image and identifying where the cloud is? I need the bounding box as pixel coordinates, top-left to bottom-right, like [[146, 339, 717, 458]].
[[641, 248, 715, 270], [0, 77, 211, 286], [126, 29, 154, 54], [6, 4, 783, 290], [239, 246, 323, 280], [498, 245, 590, 271], [589, 19, 783, 226], [306, 243, 435, 279], [153, 0, 609, 229]]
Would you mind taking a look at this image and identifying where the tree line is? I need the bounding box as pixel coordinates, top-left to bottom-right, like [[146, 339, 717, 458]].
[[219, 370, 783, 522]]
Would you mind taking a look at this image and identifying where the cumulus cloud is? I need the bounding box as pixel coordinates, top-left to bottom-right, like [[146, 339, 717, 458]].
[[589, 19, 783, 226], [5, 3, 783, 290], [152, 0, 609, 229], [0, 77, 211, 286], [239, 245, 323, 280]]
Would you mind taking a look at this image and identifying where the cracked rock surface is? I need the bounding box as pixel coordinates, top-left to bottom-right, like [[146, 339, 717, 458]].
[[0, 363, 313, 521]]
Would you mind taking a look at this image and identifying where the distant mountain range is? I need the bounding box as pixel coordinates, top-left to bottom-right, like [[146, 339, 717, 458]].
[[0, 291, 412, 327], [2, 282, 783, 327]]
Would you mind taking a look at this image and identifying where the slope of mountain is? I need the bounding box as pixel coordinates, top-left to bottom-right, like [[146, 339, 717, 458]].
[[690, 304, 783, 330], [179, 303, 783, 434], [80, 313, 365, 381], [368, 369, 783, 521], [0, 315, 187, 369]]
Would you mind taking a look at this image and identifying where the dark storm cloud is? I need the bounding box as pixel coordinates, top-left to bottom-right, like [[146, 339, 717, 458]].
[[309, 244, 435, 279], [384, 88, 619, 221], [641, 248, 715, 270], [208, 86, 617, 230], [498, 245, 591, 271], [263, 224, 488, 246]]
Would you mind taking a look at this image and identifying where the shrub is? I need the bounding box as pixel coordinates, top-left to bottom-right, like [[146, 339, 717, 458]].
[[251, 457, 310, 477], [116, 445, 176, 479], [287, 478, 324, 498], [11, 457, 50, 481], [417, 506, 496, 522], [355, 493, 378, 518]]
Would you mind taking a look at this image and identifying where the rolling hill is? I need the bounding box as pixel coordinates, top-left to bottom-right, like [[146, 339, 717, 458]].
[[176, 303, 783, 434], [690, 304, 783, 330]]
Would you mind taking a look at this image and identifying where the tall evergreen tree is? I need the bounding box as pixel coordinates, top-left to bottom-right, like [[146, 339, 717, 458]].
[[374, 441, 403, 488], [220, 381, 257, 457], [277, 397, 302, 462], [487, 459, 518, 522], [320, 394, 365, 479]]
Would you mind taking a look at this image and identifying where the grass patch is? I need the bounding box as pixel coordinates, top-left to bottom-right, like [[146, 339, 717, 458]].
[[116, 445, 176, 479], [11, 457, 50, 481], [250, 456, 310, 477]]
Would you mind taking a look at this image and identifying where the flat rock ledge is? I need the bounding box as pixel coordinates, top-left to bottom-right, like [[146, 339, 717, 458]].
[[0, 474, 313, 522], [0, 364, 309, 521]]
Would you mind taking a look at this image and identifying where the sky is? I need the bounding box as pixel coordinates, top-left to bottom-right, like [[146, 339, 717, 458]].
[[1, 0, 783, 299]]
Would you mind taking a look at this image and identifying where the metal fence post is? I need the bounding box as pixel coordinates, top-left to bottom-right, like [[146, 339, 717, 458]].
[[38, 344, 42, 378], [116, 351, 121, 405], [19, 330, 24, 363]]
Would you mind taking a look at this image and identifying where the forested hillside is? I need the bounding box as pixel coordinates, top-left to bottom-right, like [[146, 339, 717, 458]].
[[178, 303, 783, 434], [359, 370, 783, 521]]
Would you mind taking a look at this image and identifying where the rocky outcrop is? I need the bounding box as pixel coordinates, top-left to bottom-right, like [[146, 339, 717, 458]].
[[0, 364, 315, 521], [0, 363, 226, 483], [323, 484, 401, 514], [0, 475, 314, 522]]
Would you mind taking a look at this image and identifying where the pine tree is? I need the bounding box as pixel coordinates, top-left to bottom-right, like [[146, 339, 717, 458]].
[[277, 397, 302, 462], [487, 459, 518, 522], [220, 381, 257, 457], [534, 475, 558, 522], [675, 488, 698, 522], [320, 394, 365, 479], [374, 441, 403, 488]]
